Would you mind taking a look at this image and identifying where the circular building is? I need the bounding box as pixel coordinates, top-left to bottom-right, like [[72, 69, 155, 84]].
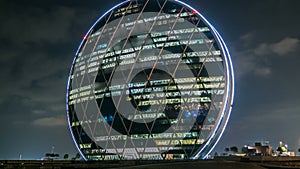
[[67, 0, 234, 160]]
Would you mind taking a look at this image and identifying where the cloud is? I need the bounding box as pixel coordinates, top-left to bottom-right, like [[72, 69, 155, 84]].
[[234, 49, 272, 78], [32, 116, 67, 127], [254, 67, 272, 77], [32, 110, 48, 115], [239, 32, 255, 47], [234, 36, 300, 78], [254, 37, 299, 56], [0, 4, 88, 118], [0, 6, 76, 45], [270, 37, 300, 56]]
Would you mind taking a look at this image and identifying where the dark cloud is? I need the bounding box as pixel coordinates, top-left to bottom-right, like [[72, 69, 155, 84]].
[[0, 0, 99, 159], [233, 35, 300, 78], [0, 0, 300, 159], [0, 7, 75, 45]]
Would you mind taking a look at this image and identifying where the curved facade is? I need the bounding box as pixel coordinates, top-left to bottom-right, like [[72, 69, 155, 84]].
[[67, 0, 234, 160]]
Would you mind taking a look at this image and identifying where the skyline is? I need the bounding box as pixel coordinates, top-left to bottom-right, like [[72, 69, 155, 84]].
[[0, 0, 299, 159]]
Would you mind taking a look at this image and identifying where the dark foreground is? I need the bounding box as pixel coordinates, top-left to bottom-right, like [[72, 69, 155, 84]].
[[1, 157, 300, 169]]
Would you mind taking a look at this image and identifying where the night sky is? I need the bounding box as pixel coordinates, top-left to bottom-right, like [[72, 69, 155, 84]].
[[0, 0, 300, 160]]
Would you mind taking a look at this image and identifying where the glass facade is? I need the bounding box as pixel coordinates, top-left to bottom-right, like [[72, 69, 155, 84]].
[[67, 0, 234, 160]]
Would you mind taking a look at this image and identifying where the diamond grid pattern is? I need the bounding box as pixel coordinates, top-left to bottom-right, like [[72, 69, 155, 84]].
[[67, 0, 234, 160]]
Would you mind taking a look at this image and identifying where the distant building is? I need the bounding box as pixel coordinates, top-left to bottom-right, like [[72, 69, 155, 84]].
[[244, 142, 273, 156], [276, 141, 295, 156], [42, 153, 60, 160], [243, 141, 297, 157]]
